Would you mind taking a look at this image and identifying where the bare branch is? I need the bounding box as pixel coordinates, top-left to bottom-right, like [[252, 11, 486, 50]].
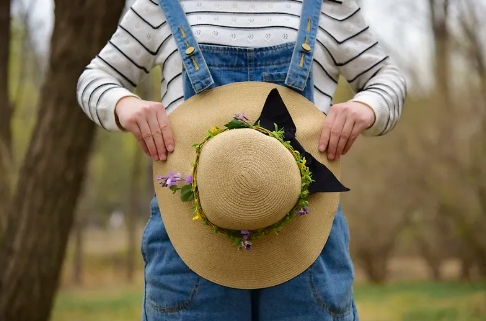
[[12, 0, 44, 109], [0, 0, 12, 224]]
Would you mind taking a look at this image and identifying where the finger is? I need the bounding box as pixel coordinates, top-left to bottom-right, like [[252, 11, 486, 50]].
[[125, 122, 151, 157], [319, 110, 336, 152], [138, 120, 159, 161], [147, 108, 167, 161], [136, 134, 151, 157], [327, 113, 346, 160], [139, 141, 151, 157], [342, 125, 361, 156], [155, 106, 174, 153], [335, 118, 354, 159]]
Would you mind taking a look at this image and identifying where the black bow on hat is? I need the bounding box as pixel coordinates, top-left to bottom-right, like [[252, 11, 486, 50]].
[[254, 89, 349, 194]]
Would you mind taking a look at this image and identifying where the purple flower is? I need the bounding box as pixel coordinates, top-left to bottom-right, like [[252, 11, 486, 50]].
[[296, 207, 310, 216], [241, 240, 252, 251], [234, 111, 249, 121], [157, 171, 185, 187], [166, 178, 177, 187], [186, 175, 193, 184], [241, 229, 252, 240]]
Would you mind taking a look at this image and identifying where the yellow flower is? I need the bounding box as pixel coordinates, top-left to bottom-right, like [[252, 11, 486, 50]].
[[192, 214, 201, 221], [300, 158, 307, 169], [210, 126, 220, 135]]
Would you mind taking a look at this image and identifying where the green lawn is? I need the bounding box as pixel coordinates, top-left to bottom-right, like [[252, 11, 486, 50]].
[[354, 282, 485, 321], [52, 282, 485, 321]]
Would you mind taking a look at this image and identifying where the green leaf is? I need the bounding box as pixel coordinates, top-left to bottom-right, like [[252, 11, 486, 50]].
[[224, 118, 251, 129], [231, 237, 242, 247], [180, 184, 195, 202], [169, 185, 180, 194]]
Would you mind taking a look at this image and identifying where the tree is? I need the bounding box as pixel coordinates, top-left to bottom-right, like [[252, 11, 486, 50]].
[[0, 0, 125, 320], [414, 0, 486, 279], [428, 0, 486, 278], [0, 0, 12, 223], [343, 134, 414, 284]]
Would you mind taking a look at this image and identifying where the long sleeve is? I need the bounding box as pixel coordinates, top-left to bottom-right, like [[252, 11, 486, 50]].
[[321, 0, 407, 136], [76, 0, 166, 131], [77, 0, 407, 134]]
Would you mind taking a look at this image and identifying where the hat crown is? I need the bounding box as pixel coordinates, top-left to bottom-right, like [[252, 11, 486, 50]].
[[197, 128, 301, 230]]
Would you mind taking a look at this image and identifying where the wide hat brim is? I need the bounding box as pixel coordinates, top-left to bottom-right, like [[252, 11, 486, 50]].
[[153, 82, 341, 289]]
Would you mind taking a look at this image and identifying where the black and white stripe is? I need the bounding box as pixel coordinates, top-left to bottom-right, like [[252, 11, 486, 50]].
[[77, 0, 406, 136]]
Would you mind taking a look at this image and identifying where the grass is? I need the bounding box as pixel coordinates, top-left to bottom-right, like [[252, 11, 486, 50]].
[[52, 286, 143, 321], [52, 282, 486, 321], [354, 282, 486, 321], [54, 228, 485, 320]]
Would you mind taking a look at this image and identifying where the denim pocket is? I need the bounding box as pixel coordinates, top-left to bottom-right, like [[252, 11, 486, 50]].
[[143, 197, 201, 316], [262, 71, 314, 102], [308, 264, 354, 320], [307, 209, 355, 320], [262, 72, 287, 85]]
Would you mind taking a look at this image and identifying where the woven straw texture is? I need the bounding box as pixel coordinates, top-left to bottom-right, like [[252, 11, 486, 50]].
[[153, 82, 341, 289], [198, 128, 302, 230]]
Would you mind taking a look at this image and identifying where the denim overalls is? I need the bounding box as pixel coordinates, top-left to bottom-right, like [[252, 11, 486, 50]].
[[141, 0, 358, 320]]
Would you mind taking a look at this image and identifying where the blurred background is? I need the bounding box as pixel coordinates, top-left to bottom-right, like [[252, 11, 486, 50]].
[[0, 0, 485, 320]]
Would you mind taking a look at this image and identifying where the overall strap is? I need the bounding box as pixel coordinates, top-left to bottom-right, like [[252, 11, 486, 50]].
[[157, 0, 214, 94], [285, 0, 324, 91]]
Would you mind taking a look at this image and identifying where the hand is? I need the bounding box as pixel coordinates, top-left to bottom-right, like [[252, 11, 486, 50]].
[[318, 101, 375, 160], [115, 96, 174, 161]]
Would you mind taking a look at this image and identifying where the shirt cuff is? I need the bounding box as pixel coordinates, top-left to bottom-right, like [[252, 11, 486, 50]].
[[350, 91, 389, 137], [98, 88, 140, 132]]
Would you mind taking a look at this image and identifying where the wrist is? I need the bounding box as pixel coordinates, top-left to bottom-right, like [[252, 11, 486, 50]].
[[349, 100, 376, 129], [114, 96, 140, 130]]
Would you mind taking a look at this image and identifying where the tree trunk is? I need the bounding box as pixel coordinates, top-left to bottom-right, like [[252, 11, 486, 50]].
[[127, 146, 143, 282], [72, 215, 86, 286], [475, 248, 486, 278], [0, 1, 125, 321], [418, 242, 443, 281], [357, 249, 389, 284], [460, 258, 472, 281], [0, 0, 12, 224], [415, 218, 446, 282], [429, 0, 451, 107]]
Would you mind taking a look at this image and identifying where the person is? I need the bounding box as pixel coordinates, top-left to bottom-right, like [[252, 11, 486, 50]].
[[77, 0, 407, 320]]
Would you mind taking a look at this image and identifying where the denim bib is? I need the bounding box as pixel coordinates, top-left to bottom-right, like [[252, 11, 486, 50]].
[[141, 1, 358, 320]]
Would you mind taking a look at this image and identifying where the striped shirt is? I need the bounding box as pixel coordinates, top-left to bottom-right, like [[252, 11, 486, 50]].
[[77, 0, 407, 136]]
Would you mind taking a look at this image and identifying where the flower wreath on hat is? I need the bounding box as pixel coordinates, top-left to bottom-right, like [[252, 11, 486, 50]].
[[156, 89, 349, 251]]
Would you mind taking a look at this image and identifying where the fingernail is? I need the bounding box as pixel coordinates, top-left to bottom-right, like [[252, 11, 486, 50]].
[[160, 154, 166, 161], [319, 145, 325, 152], [328, 154, 334, 160], [167, 145, 174, 152]]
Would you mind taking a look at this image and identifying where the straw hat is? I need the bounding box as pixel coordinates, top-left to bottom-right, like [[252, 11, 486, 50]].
[[153, 82, 349, 289]]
